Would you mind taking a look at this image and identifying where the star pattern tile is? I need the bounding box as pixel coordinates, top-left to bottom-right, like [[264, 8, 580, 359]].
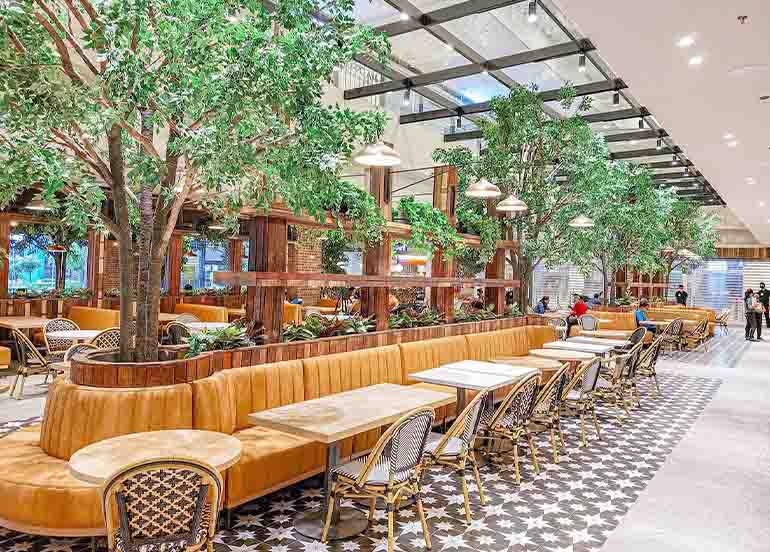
[[0, 372, 720, 552]]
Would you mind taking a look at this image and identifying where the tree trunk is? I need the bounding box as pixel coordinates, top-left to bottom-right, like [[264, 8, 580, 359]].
[[517, 259, 532, 313], [54, 252, 66, 291], [600, 257, 608, 306]]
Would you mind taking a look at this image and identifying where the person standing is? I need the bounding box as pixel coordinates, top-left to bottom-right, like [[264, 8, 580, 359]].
[[744, 289, 757, 341], [758, 282, 770, 328], [675, 284, 688, 306], [753, 292, 765, 340]]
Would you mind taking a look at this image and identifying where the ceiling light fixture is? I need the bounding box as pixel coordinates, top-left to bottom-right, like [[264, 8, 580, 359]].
[[689, 55, 704, 66], [481, 64, 489, 76], [677, 35, 695, 48], [569, 214, 595, 228], [496, 193, 529, 213], [638, 118, 644, 129], [400, 11, 409, 21], [723, 132, 734, 140], [612, 91, 620, 105], [684, 167, 690, 176], [760, 201, 766, 208], [727, 140, 739, 148], [672, 155, 680, 165], [578, 54, 587, 73], [465, 178, 501, 198], [456, 115, 462, 129], [656, 138, 663, 150], [528, 1, 538, 22], [402, 88, 411, 106], [445, 42, 453, 51], [352, 141, 401, 167]]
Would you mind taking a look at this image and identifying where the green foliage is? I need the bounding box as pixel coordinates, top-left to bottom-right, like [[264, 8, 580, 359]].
[[11, 287, 92, 299], [321, 229, 349, 274], [281, 313, 374, 342], [185, 326, 256, 358], [454, 305, 501, 322], [395, 197, 463, 259], [659, 199, 719, 274], [388, 308, 446, 329]]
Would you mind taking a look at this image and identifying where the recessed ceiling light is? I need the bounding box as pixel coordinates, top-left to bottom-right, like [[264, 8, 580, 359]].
[[760, 201, 766, 207], [728, 64, 769, 76], [746, 177, 756, 184], [727, 140, 739, 148], [689, 55, 704, 66], [723, 132, 735, 140], [677, 35, 695, 48], [400, 12, 409, 20]]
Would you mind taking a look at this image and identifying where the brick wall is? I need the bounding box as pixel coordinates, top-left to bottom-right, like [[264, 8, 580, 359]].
[[287, 226, 322, 305]]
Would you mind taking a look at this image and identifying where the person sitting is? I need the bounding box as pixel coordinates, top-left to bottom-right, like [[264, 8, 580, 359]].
[[635, 298, 657, 334], [566, 294, 587, 335], [534, 296, 550, 315], [589, 293, 603, 308]]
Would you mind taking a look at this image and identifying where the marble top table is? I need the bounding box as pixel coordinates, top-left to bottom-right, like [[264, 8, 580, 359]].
[[69, 429, 242, 485], [580, 329, 634, 339], [47, 329, 100, 342], [568, 336, 631, 348], [0, 316, 50, 330], [248, 383, 453, 540], [442, 360, 539, 380], [529, 348, 597, 363], [157, 313, 180, 323], [493, 355, 565, 385], [543, 340, 616, 356], [186, 322, 232, 332]]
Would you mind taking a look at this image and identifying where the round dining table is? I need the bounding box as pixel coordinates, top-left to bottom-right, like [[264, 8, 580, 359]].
[[69, 429, 243, 485], [46, 329, 101, 343]]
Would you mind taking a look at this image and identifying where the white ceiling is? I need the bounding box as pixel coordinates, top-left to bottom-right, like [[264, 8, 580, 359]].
[[554, 0, 770, 242]]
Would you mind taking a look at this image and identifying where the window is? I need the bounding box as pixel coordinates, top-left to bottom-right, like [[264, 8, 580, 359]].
[[241, 239, 249, 271], [8, 232, 88, 293], [181, 239, 228, 289]]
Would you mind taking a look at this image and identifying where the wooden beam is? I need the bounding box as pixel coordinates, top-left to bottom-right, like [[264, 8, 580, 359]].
[[430, 166, 458, 320], [167, 234, 183, 297], [361, 166, 392, 331], [484, 200, 507, 314]]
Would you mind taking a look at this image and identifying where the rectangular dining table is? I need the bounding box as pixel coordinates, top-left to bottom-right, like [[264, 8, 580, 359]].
[[543, 340, 617, 357], [248, 383, 453, 541], [568, 336, 631, 348]]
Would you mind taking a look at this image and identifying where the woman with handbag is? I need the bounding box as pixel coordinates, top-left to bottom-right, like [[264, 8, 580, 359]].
[[745, 289, 757, 341]]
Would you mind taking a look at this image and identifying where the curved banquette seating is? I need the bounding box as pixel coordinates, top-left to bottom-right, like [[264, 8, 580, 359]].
[[174, 303, 229, 322], [568, 311, 637, 337], [0, 325, 555, 537]]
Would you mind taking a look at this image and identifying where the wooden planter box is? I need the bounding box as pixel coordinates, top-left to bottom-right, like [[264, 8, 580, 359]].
[[0, 297, 93, 318]]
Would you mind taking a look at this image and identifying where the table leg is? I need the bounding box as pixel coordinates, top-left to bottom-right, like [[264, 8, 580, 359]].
[[456, 388, 467, 415], [294, 441, 369, 540]]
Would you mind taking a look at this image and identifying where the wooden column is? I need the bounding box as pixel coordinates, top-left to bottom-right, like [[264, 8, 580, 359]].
[[485, 199, 506, 314], [430, 166, 457, 320], [86, 230, 104, 307], [361, 166, 392, 331], [0, 218, 10, 298], [167, 234, 183, 298], [246, 216, 287, 342], [228, 239, 244, 294]]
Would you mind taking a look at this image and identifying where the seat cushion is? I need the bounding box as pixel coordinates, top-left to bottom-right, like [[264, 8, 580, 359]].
[[0, 426, 104, 536], [0, 345, 10, 368], [174, 304, 229, 323], [225, 426, 325, 508], [67, 306, 120, 330], [333, 455, 410, 486], [424, 432, 464, 458]]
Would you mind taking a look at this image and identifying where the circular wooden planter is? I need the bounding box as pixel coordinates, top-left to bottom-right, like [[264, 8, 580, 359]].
[[69, 349, 216, 388]]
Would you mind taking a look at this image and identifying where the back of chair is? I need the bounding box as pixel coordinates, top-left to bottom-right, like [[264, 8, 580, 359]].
[[691, 317, 708, 336], [628, 326, 647, 346], [666, 318, 684, 337], [488, 371, 541, 430], [92, 327, 121, 349], [43, 318, 80, 356], [102, 458, 223, 552], [357, 407, 435, 487], [431, 391, 488, 458], [166, 322, 191, 345], [12, 329, 48, 367], [534, 363, 570, 416], [549, 318, 568, 340], [64, 342, 98, 362], [640, 336, 664, 371], [580, 314, 599, 331], [618, 342, 643, 380]]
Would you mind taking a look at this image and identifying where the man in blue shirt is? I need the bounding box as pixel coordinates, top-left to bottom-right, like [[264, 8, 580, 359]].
[[635, 298, 657, 333]]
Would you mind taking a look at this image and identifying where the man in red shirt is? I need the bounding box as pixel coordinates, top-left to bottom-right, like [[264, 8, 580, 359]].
[[567, 295, 587, 336]]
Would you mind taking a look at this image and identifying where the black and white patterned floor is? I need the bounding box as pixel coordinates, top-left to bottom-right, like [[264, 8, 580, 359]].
[[0, 371, 720, 552]]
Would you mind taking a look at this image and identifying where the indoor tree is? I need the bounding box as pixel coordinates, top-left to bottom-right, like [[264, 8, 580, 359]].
[[1, 0, 389, 361], [434, 85, 615, 310], [658, 198, 719, 282]]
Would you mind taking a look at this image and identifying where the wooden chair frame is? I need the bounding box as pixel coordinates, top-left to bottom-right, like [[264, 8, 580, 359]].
[[636, 335, 664, 396], [529, 363, 571, 463], [682, 317, 709, 351], [595, 342, 643, 423], [42, 317, 80, 363], [9, 329, 56, 400], [560, 358, 602, 447]]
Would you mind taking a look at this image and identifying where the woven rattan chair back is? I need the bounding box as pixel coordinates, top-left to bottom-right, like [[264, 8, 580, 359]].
[[166, 322, 192, 345], [176, 314, 200, 324], [667, 318, 684, 337], [487, 371, 541, 430], [628, 326, 647, 346], [573, 357, 602, 398], [580, 314, 599, 331], [355, 407, 435, 487], [620, 342, 644, 380], [91, 327, 121, 349], [64, 342, 98, 362], [102, 458, 223, 552], [548, 317, 568, 340], [43, 318, 80, 358], [430, 390, 489, 459], [13, 328, 48, 367], [641, 336, 664, 371], [533, 363, 570, 416]]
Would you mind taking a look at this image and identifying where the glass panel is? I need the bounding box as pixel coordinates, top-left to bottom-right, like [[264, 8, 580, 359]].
[[352, 0, 403, 26], [545, 90, 629, 118], [181, 240, 228, 290], [607, 138, 659, 152], [442, 73, 509, 104], [410, 0, 468, 10], [590, 118, 645, 132], [389, 30, 470, 72], [7, 232, 88, 293]]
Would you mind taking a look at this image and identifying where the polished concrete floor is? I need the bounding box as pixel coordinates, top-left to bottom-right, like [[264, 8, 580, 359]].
[[0, 327, 768, 552]]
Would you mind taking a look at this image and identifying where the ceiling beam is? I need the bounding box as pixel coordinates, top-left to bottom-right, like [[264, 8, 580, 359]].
[[638, 159, 693, 169], [375, 0, 528, 37], [345, 40, 595, 100], [603, 129, 667, 143], [652, 171, 700, 181], [610, 146, 681, 160], [583, 106, 649, 124], [402, 78, 625, 124]]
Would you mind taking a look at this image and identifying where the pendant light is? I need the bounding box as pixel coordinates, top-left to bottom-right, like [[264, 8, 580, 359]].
[[638, 118, 644, 129], [612, 91, 620, 105], [578, 54, 586, 72], [352, 141, 401, 167], [656, 138, 663, 150], [465, 178, 501, 198], [568, 214, 595, 228], [496, 193, 528, 213], [527, 1, 538, 22], [402, 88, 411, 107]]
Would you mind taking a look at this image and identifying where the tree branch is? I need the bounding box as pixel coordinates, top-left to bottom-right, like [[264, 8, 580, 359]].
[[5, 28, 26, 56], [34, 0, 100, 77], [59, 0, 88, 30], [32, 11, 84, 86], [76, 0, 100, 25]]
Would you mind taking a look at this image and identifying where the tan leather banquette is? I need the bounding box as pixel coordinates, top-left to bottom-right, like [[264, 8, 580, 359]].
[[0, 325, 555, 537]]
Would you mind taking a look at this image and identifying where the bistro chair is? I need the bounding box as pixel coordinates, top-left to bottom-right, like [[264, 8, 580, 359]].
[[529, 363, 571, 464], [9, 329, 57, 400], [422, 391, 488, 524], [661, 318, 684, 353], [101, 457, 223, 552], [166, 322, 192, 345], [43, 318, 80, 362], [477, 371, 541, 484], [682, 317, 709, 351], [580, 314, 599, 331], [637, 336, 665, 396], [560, 358, 602, 447], [322, 407, 435, 552], [627, 326, 647, 348], [176, 314, 201, 324], [64, 342, 98, 362], [91, 327, 121, 349], [716, 309, 730, 335], [595, 342, 643, 423], [548, 317, 569, 341]]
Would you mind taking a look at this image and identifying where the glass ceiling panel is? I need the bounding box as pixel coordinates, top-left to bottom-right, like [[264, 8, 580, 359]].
[[442, 3, 570, 60], [607, 138, 659, 152], [544, 90, 630, 118], [441, 74, 510, 104], [629, 155, 678, 165], [504, 56, 604, 96], [410, 0, 469, 11], [352, 0, 402, 26], [389, 30, 471, 73], [589, 118, 646, 132]]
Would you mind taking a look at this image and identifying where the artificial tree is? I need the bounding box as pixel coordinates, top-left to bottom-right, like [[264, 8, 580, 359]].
[[658, 198, 719, 282], [1, 0, 389, 361], [434, 85, 614, 310]]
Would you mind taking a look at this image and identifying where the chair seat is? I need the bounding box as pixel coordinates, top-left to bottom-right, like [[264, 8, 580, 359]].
[[424, 432, 464, 458], [113, 504, 211, 552], [596, 378, 613, 390], [333, 455, 411, 486]]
